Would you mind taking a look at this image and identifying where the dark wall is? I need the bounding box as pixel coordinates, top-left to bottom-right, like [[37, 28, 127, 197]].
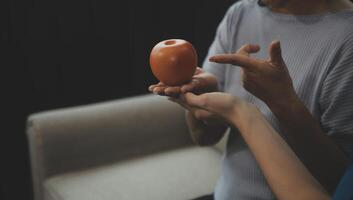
[[3, 0, 235, 199]]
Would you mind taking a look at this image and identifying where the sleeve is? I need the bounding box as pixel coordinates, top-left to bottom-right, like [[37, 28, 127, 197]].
[[202, 3, 239, 92], [319, 36, 353, 156]]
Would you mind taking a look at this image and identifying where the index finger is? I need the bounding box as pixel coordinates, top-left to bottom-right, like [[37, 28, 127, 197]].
[[209, 54, 261, 70]]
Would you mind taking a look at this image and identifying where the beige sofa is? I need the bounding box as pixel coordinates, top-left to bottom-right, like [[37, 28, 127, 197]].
[[27, 94, 227, 200]]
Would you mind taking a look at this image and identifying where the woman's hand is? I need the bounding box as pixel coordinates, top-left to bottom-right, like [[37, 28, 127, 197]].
[[210, 40, 298, 109], [183, 92, 258, 126], [148, 67, 219, 97], [149, 67, 224, 126], [168, 95, 226, 126]]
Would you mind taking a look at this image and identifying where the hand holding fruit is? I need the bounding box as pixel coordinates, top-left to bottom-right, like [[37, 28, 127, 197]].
[[148, 67, 219, 97], [148, 39, 219, 97], [148, 39, 222, 126]]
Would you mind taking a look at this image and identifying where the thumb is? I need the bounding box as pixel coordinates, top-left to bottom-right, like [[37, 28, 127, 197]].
[[237, 44, 261, 56], [269, 40, 284, 65]]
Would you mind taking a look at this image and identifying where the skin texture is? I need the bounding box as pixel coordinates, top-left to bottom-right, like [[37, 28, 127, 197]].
[[182, 92, 331, 200], [149, 0, 353, 194]]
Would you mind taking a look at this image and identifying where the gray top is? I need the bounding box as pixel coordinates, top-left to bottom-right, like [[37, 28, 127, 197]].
[[203, 0, 353, 199]]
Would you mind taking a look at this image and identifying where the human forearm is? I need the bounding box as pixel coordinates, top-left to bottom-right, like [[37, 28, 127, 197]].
[[268, 95, 349, 193], [183, 92, 331, 199], [231, 105, 330, 200], [186, 111, 227, 146]]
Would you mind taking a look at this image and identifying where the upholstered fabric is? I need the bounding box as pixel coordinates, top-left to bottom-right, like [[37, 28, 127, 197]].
[[27, 94, 225, 200], [43, 147, 221, 200]]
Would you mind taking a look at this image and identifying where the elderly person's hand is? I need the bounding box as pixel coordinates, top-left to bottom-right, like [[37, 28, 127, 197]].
[[148, 67, 218, 97], [149, 67, 225, 126], [210, 40, 297, 108]]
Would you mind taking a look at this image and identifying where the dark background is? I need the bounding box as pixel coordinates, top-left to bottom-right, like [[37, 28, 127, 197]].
[[2, 0, 236, 199]]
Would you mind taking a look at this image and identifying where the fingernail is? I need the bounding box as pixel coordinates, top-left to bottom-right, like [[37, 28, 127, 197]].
[[251, 44, 261, 50]]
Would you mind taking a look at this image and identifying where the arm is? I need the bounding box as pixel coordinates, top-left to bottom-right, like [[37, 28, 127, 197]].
[[268, 95, 349, 193], [209, 40, 351, 192], [232, 104, 331, 200], [184, 92, 331, 200], [266, 39, 353, 192]]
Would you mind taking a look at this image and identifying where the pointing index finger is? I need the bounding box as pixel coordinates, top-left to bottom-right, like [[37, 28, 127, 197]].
[[209, 54, 261, 71]]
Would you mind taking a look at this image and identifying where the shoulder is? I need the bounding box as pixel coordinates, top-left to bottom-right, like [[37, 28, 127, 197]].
[[324, 13, 353, 62], [338, 17, 353, 58], [222, 0, 258, 32], [343, 19, 353, 46], [334, 12, 353, 45], [224, 0, 258, 20]]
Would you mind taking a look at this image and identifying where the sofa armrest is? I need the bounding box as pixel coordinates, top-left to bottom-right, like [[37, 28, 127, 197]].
[[27, 94, 191, 200]]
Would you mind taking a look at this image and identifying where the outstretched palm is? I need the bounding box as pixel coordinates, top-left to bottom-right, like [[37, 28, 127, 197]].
[[148, 67, 219, 97]]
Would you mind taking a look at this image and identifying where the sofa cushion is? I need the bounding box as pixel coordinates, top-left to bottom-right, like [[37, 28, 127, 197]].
[[44, 147, 222, 200]]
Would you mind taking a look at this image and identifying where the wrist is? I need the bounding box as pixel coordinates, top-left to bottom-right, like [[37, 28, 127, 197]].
[[266, 92, 301, 115], [229, 102, 261, 130]]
